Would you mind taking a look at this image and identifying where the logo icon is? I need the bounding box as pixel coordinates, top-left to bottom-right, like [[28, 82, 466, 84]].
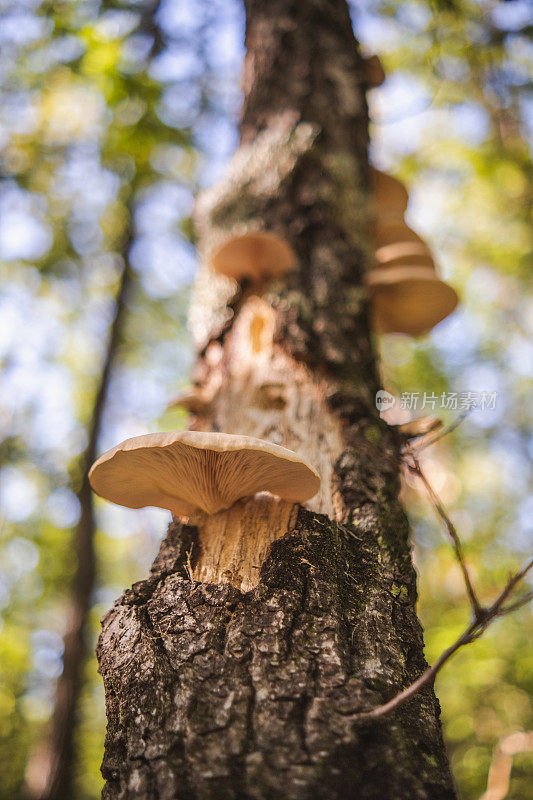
[[375, 390, 396, 412]]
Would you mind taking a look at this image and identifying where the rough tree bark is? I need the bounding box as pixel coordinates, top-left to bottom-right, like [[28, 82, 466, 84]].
[[97, 1, 457, 798]]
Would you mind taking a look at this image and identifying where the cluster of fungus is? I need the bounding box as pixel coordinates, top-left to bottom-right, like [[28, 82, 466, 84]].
[[368, 169, 458, 336], [89, 431, 320, 519]]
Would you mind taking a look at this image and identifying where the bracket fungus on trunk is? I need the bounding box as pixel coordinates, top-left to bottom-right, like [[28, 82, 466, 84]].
[[363, 54, 386, 89], [368, 265, 459, 336], [375, 240, 434, 269], [166, 386, 215, 415], [369, 169, 459, 336], [89, 430, 320, 518], [371, 168, 409, 216]]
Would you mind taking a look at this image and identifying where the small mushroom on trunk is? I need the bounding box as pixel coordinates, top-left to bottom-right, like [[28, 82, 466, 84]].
[[166, 387, 214, 415], [367, 265, 459, 336], [374, 217, 428, 249], [375, 240, 434, 269], [89, 431, 320, 518], [212, 231, 297, 282], [371, 169, 409, 215], [368, 170, 458, 335], [363, 55, 386, 89]]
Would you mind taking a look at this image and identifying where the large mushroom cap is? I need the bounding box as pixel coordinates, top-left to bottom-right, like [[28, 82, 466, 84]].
[[368, 266, 459, 336], [212, 232, 297, 281], [89, 431, 321, 517]]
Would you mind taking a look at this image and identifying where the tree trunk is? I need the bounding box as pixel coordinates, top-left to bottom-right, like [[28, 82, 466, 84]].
[[96, 2, 457, 798]]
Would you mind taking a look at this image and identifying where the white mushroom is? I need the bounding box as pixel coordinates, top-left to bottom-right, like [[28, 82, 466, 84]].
[[89, 431, 321, 517]]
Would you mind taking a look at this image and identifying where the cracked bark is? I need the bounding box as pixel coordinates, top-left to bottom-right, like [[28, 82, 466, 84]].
[[97, 1, 457, 798]]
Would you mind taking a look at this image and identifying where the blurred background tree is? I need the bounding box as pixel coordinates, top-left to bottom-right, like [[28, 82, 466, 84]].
[[0, 0, 530, 798]]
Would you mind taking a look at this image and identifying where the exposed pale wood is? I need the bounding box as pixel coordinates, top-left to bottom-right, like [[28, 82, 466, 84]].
[[192, 296, 346, 520], [188, 295, 346, 590], [192, 496, 297, 591]]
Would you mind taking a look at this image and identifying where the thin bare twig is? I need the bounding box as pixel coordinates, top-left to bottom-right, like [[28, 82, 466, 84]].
[[351, 428, 533, 723], [489, 557, 533, 612], [498, 589, 533, 617], [406, 448, 482, 617], [354, 557, 533, 721], [410, 410, 470, 454]]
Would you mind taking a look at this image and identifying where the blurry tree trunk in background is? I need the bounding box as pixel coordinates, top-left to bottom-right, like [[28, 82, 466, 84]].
[[96, 1, 458, 798], [25, 243, 132, 800], [24, 0, 166, 795]]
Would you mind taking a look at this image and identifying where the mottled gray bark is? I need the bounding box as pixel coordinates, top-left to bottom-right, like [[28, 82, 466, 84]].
[[96, 1, 457, 797]]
